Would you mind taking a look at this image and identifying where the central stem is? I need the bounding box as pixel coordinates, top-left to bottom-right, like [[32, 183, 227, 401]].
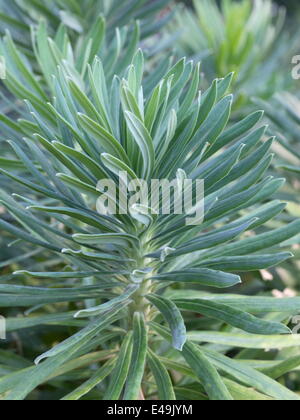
[[131, 278, 152, 313], [128, 238, 154, 325]]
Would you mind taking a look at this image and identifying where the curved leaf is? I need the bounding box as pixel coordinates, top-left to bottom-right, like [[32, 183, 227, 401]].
[[147, 294, 187, 351]]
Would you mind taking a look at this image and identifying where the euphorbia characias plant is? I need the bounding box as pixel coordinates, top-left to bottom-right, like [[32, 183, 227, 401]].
[[1, 28, 300, 401], [172, 0, 297, 109]]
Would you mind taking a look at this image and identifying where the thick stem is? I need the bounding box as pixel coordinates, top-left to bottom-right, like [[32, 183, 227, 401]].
[[128, 242, 154, 327], [131, 278, 152, 313]]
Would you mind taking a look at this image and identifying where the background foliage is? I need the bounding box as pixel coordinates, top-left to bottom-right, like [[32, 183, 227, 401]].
[[0, 0, 300, 401]]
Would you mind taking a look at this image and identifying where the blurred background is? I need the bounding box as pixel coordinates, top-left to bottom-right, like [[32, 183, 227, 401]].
[[181, 0, 300, 11], [169, 0, 300, 297]]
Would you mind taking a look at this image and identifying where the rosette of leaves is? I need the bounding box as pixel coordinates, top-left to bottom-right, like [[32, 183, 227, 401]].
[[171, 0, 297, 110], [0, 0, 173, 160], [1, 42, 300, 400], [258, 92, 300, 177], [0, 1, 173, 143], [0, 16, 170, 196], [0, 14, 159, 270], [0, 14, 173, 146]]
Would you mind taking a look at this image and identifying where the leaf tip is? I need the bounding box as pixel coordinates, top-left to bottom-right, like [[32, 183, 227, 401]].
[[34, 355, 45, 366]]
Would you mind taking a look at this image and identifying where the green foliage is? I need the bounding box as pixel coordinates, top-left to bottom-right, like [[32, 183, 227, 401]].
[[259, 92, 300, 174], [257, 92, 300, 292], [0, 9, 171, 266], [0, 24, 300, 400], [0, 1, 173, 158], [172, 0, 298, 108], [0, 0, 173, 51]]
